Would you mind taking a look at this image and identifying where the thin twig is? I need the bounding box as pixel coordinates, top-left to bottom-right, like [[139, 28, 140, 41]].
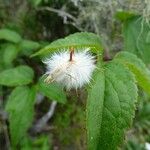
[[37, 6, 77, 22], [0, 109, 10, 149], [33, 101, 57, 133], [2, 120, 11, 149], [37, 6, 84, 31]]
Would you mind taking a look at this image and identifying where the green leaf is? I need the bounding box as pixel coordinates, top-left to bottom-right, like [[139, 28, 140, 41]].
[[3, 44, 19, 67], [38, 77, 66, 104], [29, 0, 42, 7], [0, 46, 5, 71], [140, 103, 150, 119], [20, 135, 51, 150], [87, 66, 105, 150], [5, 86, 36, 146], [87, 62, 137, 150], [31, 32, 103, 57], [123, 16, 150, 64], [0, 65, 34, 86], [115, 51, 150, 95], [146, 31, 150, 43], [115, 11, 135, 22], [0, 29, 21, 43], [0, 86, 2, 98], [19, 40, 40, 55]]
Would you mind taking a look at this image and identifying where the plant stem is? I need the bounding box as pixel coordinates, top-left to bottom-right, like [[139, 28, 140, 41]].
[[33, 101, 57, 133]]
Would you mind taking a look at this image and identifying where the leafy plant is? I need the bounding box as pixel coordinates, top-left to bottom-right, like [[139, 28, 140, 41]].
[[32, 32, 150, 150], [0, 28, 66, 149], [0, 0, 150, 149], [1, 22, 150, 149]]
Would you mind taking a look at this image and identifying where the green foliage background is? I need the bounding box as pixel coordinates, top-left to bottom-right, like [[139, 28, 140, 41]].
[[0, 0, 150, 150]]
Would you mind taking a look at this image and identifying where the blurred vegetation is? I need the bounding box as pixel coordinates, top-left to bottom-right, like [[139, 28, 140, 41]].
[[0, 0, 150, 149]]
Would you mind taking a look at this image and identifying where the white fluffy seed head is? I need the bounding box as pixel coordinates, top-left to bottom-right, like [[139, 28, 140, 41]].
[[43, 48, 96, 90]]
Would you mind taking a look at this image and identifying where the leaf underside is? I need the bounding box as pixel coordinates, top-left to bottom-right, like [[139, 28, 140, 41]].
[[87, 62, 138, 150]]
